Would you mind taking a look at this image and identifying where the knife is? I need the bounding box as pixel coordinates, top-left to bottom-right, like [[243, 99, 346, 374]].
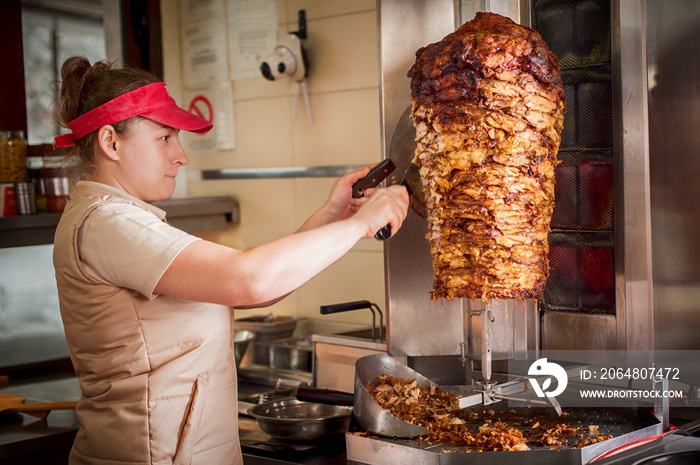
[[351, 158, 397, 240], [372, 106, 428, 240]]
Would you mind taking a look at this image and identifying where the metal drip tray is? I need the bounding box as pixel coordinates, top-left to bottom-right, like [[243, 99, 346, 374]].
[[334, 328, 386, 342], [346, 406, 663, 464], [312, 329, 386, 351]]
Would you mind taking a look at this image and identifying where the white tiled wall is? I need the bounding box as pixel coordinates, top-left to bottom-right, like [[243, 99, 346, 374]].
[[161, 0, 385, 326]]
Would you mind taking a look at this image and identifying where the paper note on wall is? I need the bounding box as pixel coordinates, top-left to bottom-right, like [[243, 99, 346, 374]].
[[227, 0, 277, 80], [179, 0, 229, 86]]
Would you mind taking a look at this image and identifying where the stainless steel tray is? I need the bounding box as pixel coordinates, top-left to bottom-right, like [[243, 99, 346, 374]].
[[346, 406, 663, 465]]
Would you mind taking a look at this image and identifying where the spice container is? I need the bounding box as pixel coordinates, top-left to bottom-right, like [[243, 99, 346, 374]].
[[14, 182, 36, 215], [44, 169, 70, 213], [27, 144, 51, 212], [41, 150, 71, 213], [0, 184, 18, 216], [0, 130, 28, 183]]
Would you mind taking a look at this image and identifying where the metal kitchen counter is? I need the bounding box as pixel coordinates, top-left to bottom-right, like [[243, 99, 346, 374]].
[[0, 374, 80, 465], [311, 333, 386, 352]]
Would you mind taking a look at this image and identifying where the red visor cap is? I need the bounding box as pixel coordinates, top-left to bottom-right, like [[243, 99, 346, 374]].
[[55, 82, 213, 147]]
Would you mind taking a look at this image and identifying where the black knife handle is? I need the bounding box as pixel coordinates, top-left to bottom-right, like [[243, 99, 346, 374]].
[[351, 159, 396, 198], [374, 225, 391, 240]]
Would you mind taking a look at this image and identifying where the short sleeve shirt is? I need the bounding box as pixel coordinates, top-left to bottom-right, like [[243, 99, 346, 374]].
[[73, 181, 200, 298]]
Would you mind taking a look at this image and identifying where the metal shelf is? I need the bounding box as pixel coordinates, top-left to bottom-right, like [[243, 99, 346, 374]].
[[0, 212, 63, 248], [0, 195, 239, 249]]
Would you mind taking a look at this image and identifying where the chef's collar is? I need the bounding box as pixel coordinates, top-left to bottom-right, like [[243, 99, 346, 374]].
[[74, 181, 167, 220]]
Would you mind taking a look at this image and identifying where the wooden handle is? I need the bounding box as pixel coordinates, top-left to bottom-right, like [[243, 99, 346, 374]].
[[6, 401, 77, 413]]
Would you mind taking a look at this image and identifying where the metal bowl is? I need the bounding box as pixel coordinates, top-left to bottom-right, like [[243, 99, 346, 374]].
[[234, 330, 254, 367], [247, 398, 352, 442]]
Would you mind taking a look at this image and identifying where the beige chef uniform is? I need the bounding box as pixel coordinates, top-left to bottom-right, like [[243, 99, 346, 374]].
[[54, 181, 242, 465]]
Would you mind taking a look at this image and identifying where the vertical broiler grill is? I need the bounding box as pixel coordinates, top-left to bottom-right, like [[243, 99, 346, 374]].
[[345, 0, 700, 462]]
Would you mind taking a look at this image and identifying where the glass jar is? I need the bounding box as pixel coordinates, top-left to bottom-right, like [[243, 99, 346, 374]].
[[41, 157, 71, 213], [0, 130, 28, 182], [45, 175, 70, 212]]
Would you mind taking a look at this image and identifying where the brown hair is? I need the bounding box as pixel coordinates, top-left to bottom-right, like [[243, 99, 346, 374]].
[[54, 56, 160, 180]]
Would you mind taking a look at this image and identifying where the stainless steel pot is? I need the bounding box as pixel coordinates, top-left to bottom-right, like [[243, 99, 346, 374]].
[[235, 314, 296, 366], [234, 330, 254, 367], [247, 398, 352, 442], [261, 336, 312, 372]]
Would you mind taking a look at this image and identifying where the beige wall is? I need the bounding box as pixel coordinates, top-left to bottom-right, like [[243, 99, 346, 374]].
[[160, 0, 385, 327]]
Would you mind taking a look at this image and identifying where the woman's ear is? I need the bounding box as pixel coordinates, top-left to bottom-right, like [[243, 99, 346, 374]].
[[97, 125, 119, 161]]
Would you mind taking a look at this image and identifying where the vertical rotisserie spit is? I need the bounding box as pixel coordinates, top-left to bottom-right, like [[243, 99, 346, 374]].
[[408, 12, 565, 301]]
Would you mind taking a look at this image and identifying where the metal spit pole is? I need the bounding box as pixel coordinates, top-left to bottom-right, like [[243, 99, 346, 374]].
[[482, 303, 492, 384]]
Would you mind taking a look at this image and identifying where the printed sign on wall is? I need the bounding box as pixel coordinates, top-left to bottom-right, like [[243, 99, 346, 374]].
[[179, 0, 229, 86], [227, 0, 277, 80], [183, 82, 236, 153]]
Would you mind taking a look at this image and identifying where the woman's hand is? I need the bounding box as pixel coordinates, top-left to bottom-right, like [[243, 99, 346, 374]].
[[324, 164, 376, 221], [298, 163, 381, 232], [351, 184, 409, 239], [311, 162, 410, 238]]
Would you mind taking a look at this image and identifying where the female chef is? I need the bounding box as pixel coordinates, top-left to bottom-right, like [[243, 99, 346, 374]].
[[52, 56, 409, 465]]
